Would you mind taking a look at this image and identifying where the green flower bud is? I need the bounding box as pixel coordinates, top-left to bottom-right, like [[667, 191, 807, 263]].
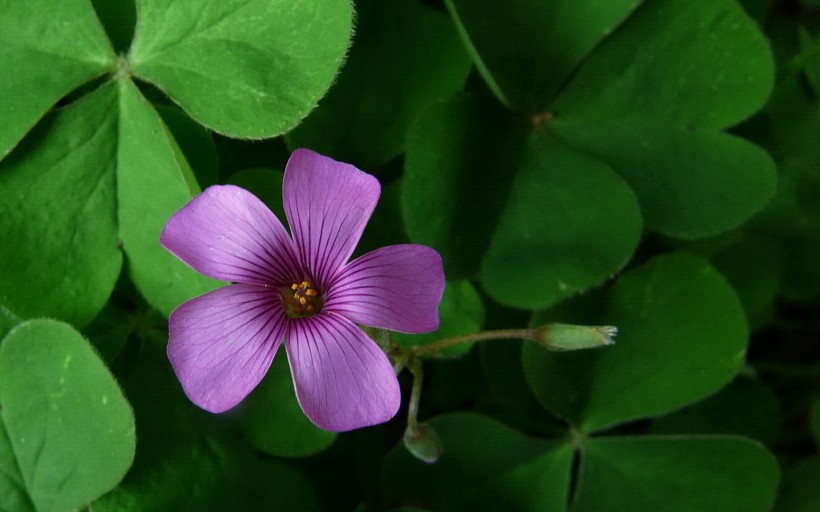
[[533, 323, 617, 351], [403, 422, 443, 464]]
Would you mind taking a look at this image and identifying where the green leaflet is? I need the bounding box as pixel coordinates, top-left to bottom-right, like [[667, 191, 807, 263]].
[[0, 79, 220, 326], [442, 0, 776, 239], [553, 0, 773, 129], [480, 133, 641, 309], [238, 359, 337, 458], [116, 78, 223, 316], [445, 0, 642, 112], [550, 121, 776, 238], [129, 0, 352, 138], [0, 0, 354, 325], [287, 0, 471, 169], [385, 415, 779, 512], [0, 320, 135, 512], [0, 0, 115, 159], [402, 94, 528, 280], [573, 436, 779, 512], [0, 84, 122, 327], [650, 376, 781, 444], [548, 0, 775, 237], [403, 96, 642, 310], [524, 252, 748, 432], [383, 413, 573, 512], [91, 345, 318, 511]]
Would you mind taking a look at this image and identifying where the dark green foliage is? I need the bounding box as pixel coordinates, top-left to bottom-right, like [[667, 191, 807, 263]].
[[1, 0, 818, 510]]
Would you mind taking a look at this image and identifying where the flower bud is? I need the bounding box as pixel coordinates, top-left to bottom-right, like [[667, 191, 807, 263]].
[[533, 323, 617, 351], [403, 422, 443, 464]]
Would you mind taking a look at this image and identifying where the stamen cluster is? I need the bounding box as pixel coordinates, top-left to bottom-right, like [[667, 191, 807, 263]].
[[284, 280, 321, 317]]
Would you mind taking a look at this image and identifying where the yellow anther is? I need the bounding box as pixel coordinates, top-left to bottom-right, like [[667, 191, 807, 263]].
[[283, 280, 323, 318]]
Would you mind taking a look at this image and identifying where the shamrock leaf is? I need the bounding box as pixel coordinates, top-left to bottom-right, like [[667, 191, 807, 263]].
[[0, 0, 352, 325]]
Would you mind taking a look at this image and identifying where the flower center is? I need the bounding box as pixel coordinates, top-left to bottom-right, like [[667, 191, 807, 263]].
[[283, 280, 323, 318]]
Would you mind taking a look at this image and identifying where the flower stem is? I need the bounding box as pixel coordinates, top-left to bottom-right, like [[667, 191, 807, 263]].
[[406, 358, 424, 428], [412, 329, 537, 357], [411, 324, 618, 358], [403, 358, 443, 463]]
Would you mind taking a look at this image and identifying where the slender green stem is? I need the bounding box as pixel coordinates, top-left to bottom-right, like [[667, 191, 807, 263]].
[[407, 359, 424, 428], [402, 358, 444, 463], [412, 328, 537, 357], [393, 359, 407, 374]]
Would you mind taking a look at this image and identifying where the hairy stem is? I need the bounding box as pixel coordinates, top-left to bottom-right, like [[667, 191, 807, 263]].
[[412, 328, 537, 357], [407, 358, 425, 428]]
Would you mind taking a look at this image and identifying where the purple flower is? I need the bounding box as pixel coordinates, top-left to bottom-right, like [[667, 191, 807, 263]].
[[160, 149, 444, 431]]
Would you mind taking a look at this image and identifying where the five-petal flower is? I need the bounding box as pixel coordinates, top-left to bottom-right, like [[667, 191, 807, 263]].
[[160, 149, 445, 432]]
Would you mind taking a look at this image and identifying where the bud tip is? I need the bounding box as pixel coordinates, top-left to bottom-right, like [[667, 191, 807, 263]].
[[404, 422, 443, 464]]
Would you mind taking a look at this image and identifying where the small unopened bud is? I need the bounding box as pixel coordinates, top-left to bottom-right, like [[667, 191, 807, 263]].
[[403, 422, 443, 464], [533, 323, 617, 351]]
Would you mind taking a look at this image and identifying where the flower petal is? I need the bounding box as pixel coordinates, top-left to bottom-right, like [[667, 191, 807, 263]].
[[324, 244, 444, 333], [168, 283, 287, 413], [161, 185, 301, 285], [285, 314, 400, 432], [283, 148, 380, 288]]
